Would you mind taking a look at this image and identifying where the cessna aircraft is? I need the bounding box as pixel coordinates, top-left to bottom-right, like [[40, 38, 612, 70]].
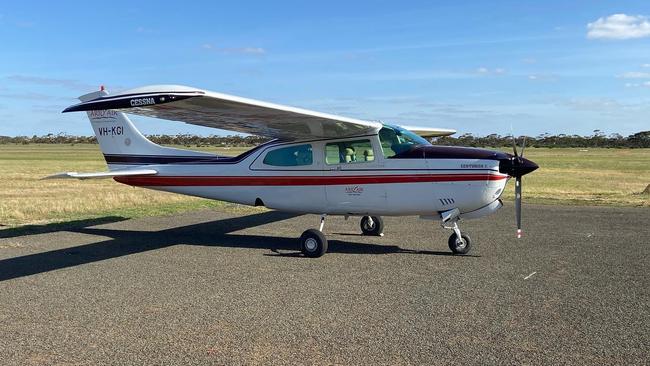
[[51, 85, 538, 257]]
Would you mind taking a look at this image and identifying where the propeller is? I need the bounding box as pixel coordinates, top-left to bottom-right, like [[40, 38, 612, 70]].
[[512, 136, 527, 239], [497, 136, 538, 238]]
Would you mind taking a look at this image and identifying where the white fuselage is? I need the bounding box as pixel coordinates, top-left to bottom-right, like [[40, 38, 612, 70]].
[[113, 134, 509, 219]]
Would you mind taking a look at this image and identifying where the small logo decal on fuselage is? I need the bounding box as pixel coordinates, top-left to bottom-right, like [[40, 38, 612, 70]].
[[461, 163, 487, 169], [89, 110, 117, 120], [130, 97, 156, 107], [345, 186, 364, 195]]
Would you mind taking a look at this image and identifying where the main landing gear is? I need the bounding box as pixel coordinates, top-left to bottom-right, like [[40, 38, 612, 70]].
[[440, 208, 472, 255], [360, 216, 384, 236], [298, 214, 386, 258], [299, 215, 329, 258]]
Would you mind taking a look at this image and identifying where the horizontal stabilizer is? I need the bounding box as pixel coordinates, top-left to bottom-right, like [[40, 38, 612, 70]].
[[43, 168, 157, 180]]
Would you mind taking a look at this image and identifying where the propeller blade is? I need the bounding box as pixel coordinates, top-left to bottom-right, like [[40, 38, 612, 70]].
[[512, 135, 519, 157], [515, 176, 522, 238], [520, 136, 527, 158]]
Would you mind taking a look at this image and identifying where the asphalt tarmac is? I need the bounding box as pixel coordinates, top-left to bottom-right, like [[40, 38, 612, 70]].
[[0, 204, 648, 365]]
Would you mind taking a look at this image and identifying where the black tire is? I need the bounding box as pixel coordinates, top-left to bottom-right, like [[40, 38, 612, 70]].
[[299, 229, 328, 258], [360, 216, 384, 236], [448, 233, 472, 255]]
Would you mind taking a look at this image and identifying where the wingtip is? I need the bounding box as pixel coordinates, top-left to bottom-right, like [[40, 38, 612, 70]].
[[42, 172, 75, 180], [62, 102, 88, 113]]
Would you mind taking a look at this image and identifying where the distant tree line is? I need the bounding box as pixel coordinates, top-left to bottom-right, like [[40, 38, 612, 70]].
[[431, 130, 650, 148], [0, 133, 270, 147], [0, 130, 648, 148]]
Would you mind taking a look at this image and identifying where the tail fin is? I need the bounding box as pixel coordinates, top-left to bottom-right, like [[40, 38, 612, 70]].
[[80, 88, 214, 170]]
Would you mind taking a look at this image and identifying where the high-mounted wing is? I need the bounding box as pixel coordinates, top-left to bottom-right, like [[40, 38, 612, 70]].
[[63, 85, 382, 140], [399, 125, 456, 138]]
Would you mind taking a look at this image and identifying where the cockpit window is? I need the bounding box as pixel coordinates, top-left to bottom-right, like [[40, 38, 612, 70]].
[[379, 125, 431, 158]]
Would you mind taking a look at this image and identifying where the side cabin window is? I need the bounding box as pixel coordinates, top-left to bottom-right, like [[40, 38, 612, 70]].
[[325, 139, 375, 164], [379, 125, 430, 158], [263, 144, 313, 166]]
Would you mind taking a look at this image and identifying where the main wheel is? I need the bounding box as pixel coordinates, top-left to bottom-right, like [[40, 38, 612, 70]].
[[448, 233, 472, 255], [299, 229, 328, 258], [360, 216, 384, 236]]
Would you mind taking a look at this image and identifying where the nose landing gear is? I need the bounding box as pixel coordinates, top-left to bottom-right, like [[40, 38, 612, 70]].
[[447, 224, 472, 255], [440, 208, 472, 255]]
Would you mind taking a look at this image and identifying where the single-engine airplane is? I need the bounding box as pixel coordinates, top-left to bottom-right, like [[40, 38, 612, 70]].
[[51, 85, 538, 257]]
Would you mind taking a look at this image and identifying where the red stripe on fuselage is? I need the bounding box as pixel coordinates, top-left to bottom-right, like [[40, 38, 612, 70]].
[[114, 174, 507, 187]]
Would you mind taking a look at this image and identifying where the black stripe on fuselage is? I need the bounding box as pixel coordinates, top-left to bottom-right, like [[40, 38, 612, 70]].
[[103, 142, 273, 165], [390, 145, 510, 160]]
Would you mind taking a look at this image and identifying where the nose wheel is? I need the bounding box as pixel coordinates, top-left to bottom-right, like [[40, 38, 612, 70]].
[[448, 232, 471, 255], [440, 208, 472, 255]]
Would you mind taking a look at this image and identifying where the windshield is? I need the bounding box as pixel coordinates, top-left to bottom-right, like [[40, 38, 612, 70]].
[[379, 124, 431, 158]]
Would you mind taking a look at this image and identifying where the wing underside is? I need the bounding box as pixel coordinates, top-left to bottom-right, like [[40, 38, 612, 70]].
[[399, 125, 456, 138], [63, 85, 382, 140]]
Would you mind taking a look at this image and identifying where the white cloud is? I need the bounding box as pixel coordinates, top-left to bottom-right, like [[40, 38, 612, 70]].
[[625, 81, 650, 88], [527, 73, 558, 82], [642, 63, 650, 68], [475, 67, 506, 75], [618, 71, 650, 79], [587, 14, 650, 40]]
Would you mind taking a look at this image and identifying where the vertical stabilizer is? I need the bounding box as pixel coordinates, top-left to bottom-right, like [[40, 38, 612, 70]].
[[79, 88, 214, 170]]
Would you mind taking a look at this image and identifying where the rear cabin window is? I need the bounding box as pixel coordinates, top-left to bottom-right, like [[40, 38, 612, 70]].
[[263, 144, 313, 166], [325, 139, 375, 165]]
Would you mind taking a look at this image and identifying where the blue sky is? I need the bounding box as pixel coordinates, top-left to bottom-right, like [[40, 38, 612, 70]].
[[1, 1, 649, 137]]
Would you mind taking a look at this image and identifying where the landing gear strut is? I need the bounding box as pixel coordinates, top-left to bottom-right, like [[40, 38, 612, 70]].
[[440, 208, 472, 255], [299, 214, 328, 258]]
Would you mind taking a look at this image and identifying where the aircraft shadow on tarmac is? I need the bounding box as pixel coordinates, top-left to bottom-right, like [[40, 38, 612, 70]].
[[0, 216, 128, 239], [0, 211, 476, 282]]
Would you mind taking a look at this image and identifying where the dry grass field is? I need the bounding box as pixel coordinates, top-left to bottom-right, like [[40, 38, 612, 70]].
[[0, 144, 251, 227], [0, 144, 648, 227], [502, 147, 650, 206]]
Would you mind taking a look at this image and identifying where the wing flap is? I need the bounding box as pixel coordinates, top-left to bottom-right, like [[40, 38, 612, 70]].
[[44, 168, 158, 180]]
